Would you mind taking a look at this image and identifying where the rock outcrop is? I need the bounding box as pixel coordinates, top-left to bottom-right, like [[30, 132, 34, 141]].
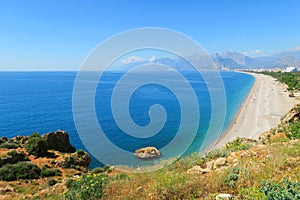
[[43, 130, 76, 153], [54, 150, 91, 171], [281, 103, 300, 123], [187, 157, 228, 174], [134, 147, 161, 159]]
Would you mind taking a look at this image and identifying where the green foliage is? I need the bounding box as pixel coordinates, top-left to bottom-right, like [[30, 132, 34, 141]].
[[238, 187, 267, 200], [0, 150, 29, 167], [25, 136, 48, 157], [76, 149, 85, 155], [155, 170, 188, 199], [90, 167, 104, 174], [113, 173, 130, 181], [47, 178, 57, 187], [0, 162, 41, 181], [288, 121, 300, 139], [261, 71, 300, 90], [41, 165, 61, 177], [222, 166, 249, 188], [261, 179, 300, 200], [205, 149, 229, 159], [65, 173, 109, 200], [0, 142, 19, 149], [29, 132, 40, 138], [225, 137, 251, 152]]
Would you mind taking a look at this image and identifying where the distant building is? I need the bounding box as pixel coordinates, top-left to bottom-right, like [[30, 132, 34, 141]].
[[285, 66, 297, 72]]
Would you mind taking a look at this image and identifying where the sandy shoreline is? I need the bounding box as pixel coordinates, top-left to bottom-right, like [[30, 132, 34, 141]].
[[213, 72, 299, 149]]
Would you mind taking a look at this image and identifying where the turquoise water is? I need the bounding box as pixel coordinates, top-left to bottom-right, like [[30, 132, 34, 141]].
[[0, 71, 254, 168]]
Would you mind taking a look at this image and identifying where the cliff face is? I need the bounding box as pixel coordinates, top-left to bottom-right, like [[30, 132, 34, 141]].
[[1, 105, 300, 200], [42, 130, 76, 153], [0, 130, 90, 178]]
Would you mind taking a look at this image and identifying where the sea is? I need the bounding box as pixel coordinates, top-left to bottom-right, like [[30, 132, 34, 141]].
[[0, 71, 254, 169]]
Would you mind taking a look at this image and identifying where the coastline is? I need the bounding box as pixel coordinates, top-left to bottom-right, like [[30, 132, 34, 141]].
[[213, 72, 299, 149]]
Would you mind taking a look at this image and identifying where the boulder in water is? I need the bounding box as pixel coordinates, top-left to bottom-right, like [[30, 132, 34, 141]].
[[134, 147, 160, 159]]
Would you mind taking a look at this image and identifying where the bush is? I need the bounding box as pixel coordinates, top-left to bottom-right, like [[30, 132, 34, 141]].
[[0, 164, 16, 181], [0, 150, 29, 167], [76, 149, 85, 155], [113, 173, 130, 181], [14, 162, 41, 180], [205, 149, 228, 159], [25, 136, 48, 157], [29, 132, 40, 138], [41, 166, 61, 177], [288, 121, 300, 139], [0, 142, 19, 149], [238, 187, 267, 200], [64, 173, 109, 200], [47, 178, 57, 186], [225, 138, 251, 152], [222, 166, 249, 188], [0, 162, 41, 181], [90, 167, 104, 174], [261, 179, 300, 199]]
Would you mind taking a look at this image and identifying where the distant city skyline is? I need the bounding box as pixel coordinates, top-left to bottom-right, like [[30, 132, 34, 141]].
[[0, 0, 300, 70]]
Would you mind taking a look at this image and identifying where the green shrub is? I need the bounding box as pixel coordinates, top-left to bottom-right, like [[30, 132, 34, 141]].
[[103, 165, 110, 171], [205, 149, 228, 159], [29, 132, 40, 138], [0, 150, 29, 167], [14, 162, 41, 180], [113, 173, 130, 181], [222, 166, 249, 188], [261, 179, 300, 199], [0, 164, 16, 181], [76, 149, 85, 155], [0, 142, 19, 149], [288, 121, 300, 139], [0, 162, 41, 181], [41, 166, 61, 177], [90, 167, 104, 174], [238, 187, 267, 200], [225, 138, 251, 152], [64, 173, 109, 200], [47, 178, 57, 186], [25, 136, 48, 157]]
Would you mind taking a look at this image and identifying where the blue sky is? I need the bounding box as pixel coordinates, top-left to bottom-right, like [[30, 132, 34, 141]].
[[0, 0, 300, 70]]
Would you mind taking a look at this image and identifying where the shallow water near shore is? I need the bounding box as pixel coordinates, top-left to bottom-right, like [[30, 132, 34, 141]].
[[0, 71, 254, 168]]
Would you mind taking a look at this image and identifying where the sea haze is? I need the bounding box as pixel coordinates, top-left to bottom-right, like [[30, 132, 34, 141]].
[[0, 71, 254, 168]]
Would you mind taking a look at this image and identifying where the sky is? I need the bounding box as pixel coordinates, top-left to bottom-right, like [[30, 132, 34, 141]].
[[0, 0, 300, 70]]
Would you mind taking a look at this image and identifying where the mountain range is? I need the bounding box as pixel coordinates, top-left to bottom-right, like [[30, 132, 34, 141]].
[[116, 46, 300, 71]]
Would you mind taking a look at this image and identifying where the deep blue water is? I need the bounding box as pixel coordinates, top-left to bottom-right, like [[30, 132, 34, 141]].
[[0, 71, 254, 168]]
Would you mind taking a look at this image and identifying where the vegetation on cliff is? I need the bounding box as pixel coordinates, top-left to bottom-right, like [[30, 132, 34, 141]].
[[1, 111, 299, 199]]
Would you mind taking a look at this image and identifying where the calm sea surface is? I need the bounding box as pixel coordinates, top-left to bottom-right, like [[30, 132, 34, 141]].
[[0, 71, 254, 168]]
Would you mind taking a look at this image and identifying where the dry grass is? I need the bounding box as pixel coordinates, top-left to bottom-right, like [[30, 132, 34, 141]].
[[104, 139, 300, 200]]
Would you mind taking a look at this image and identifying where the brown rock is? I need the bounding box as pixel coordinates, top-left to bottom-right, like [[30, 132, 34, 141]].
[[134, 147, 160, 159], [187, 165, 212, 174], [43, 130, 75, 153], [213, 157, 226, 169]]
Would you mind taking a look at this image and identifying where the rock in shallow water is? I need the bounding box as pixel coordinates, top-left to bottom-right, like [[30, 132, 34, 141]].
[[134, 147, 160, 159]]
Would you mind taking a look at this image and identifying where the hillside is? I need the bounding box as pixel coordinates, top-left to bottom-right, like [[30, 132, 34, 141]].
[[0, 104, 299, 199]]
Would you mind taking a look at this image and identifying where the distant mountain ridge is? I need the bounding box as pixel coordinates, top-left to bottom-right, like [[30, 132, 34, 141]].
[[116, 46, 300, 71], [211, 46, 300, 69]]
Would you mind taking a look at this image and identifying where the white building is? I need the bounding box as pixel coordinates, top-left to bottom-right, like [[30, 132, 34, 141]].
[[285, 66, 297, 72]]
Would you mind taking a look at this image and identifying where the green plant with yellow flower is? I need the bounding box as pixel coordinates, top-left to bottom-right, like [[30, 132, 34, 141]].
[[64, 173, 108, 200]]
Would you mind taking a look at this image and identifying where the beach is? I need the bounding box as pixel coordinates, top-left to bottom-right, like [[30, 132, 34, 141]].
[[214, 72, 299, 148]]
